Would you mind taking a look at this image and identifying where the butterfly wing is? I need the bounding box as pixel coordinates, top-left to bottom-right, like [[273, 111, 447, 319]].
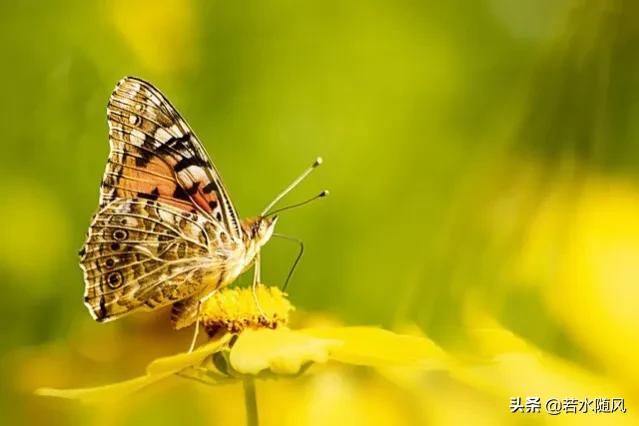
[[101, 76, 242, 238], [80, 77, 243, 322], [80, 199, 227, 321]]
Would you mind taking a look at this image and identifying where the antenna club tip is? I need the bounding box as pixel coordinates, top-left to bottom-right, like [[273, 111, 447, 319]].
[[313, 157, 323, 167], [320, 190, 330, 197]]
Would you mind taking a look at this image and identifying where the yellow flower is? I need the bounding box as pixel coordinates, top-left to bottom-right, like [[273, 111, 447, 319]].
[[36, 285, 447, 403], [200, 285, 294, 335]]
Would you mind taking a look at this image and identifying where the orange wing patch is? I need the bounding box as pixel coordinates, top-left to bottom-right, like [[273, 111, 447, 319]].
[[100, 76, 236, 234]]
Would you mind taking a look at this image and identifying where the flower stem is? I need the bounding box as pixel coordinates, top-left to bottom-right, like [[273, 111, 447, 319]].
[[243, 378, 259, 426]]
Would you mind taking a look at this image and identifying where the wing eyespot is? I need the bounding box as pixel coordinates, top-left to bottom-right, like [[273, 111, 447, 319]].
[[113, 229, 128, 240], [107, 271, 124, 289]]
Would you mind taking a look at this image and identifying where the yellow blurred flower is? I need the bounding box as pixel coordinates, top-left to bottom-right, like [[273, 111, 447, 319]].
[[553, 177, 639, 386], [36, 285, 447, 403], [444, 302, 639, 425], [512, 173, 639, 388]]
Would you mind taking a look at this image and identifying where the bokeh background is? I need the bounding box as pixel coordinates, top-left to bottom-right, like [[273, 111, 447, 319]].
[[1, 0, 638, 424]]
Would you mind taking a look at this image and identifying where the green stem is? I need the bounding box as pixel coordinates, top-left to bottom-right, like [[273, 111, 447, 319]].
[[243, 378, 259, 426]]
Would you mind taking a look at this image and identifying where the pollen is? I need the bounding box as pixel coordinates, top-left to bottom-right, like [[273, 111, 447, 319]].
[[200, 285, 294, 335]]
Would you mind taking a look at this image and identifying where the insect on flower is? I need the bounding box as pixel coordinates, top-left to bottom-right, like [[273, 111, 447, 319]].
[[79, 77, 327, 349]]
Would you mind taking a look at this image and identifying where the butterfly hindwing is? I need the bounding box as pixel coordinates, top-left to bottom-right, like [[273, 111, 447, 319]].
[[80, 198, 225, 322]]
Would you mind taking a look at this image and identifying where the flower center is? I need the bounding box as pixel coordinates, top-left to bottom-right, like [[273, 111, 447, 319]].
[[200, 285, 294, 335]]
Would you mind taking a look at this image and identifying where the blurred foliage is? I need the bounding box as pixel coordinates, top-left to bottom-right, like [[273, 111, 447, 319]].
[[1, 0, 639, 424]]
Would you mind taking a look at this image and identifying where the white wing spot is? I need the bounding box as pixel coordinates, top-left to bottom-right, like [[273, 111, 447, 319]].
[[130, 129, 146, 146], [170, 124, 182, 135], [158, 209, 174, 223], [129, 114, 140, 125], [155, 127, 172, 143], [188, 167, 208, 181]]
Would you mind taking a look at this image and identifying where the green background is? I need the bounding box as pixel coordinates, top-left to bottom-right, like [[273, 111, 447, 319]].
[[1, 1, 638, 425]]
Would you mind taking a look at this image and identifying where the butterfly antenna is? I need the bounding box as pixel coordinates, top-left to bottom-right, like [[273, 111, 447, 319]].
[[272, 233, 304, 292], [265, 190, 329, 217], [261, 157, 323, 216]]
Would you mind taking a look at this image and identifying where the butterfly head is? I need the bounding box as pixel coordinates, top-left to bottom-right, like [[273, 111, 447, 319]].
[[242, 215, 278, 247]]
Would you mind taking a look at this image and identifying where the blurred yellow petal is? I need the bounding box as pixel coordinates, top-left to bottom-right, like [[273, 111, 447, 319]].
[[301, 370, 414, 426], [464, 306, 536, 357], [515, 175, 639, 386], [146, 333, 232, 375], [454, 306, 639, 421], [230, 328, 340, 375], [230, 325, 450, 377], [35, 372, 174, 404], [36, 333, 230, 402], [303, 326, 449, 369], [553, 177, 639, 385]]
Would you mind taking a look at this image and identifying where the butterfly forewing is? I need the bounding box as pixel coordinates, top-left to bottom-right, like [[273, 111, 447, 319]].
[[102, 76, 241, 238]]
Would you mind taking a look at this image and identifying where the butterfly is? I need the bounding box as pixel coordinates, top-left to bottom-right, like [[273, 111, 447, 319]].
[[79, 76, 324, 333]]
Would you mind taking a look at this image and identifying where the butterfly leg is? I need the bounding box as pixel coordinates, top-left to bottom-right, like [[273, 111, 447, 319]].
[[186, 289, 221, 352], [252, 251, 267, 319], [188, 301, 202, 353]]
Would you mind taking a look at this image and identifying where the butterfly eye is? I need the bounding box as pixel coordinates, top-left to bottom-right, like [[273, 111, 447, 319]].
[[112, 229, 128, 241], [107, 272, 124, 289]]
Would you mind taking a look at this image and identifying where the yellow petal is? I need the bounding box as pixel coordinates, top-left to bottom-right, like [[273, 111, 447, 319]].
[[230, 328, 341, 375], [146, 333, 232, 375], [302, 326, 449, 368], [35, 372, 174, 404], [36, 333, 231, 402]]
